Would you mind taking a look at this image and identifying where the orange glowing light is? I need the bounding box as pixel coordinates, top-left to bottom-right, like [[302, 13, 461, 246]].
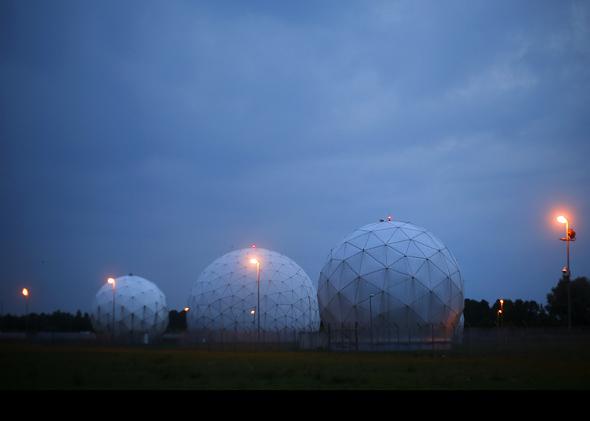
[[498, 309, 503, 314], [250, 258, 259, 265], [107, 277, 116, 286], [500, 299, 504, 305], [557, 215, 568, 224], [183, 307, 190, 312], [22, 288, 29, 297]]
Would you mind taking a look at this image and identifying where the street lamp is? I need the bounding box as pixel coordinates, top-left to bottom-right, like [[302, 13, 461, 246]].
[[497, 299, 504, 328], [557, 215, 576, 330], [22, 288, 29, 333], [249, 258, 261, 341], [107, 277, 116, 340]]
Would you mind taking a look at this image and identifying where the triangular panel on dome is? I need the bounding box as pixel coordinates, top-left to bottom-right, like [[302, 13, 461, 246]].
[[442, 247, 460, 268], [388, 228, 410, 244], [390, 256, 411, 276], [340, 276, 361, 304], [450, 282, 464, 312], [386, 246, 406, 266], [364, 232, 386, 249], [335, 292, 356, 324], [406, 256, 426, 277], [412, 231, 440, 250], [450, 270, 463, 288], [357, 278, 384, 304], [335, 260, 360, 288], [366, 244, 388, 266], [361, 269, 388, 291], [414, 259, 435, 289], [330, 244, 347, 261], [359, 252, 385, 276], [373, 226, 395, 244], [346, 232, 371, 250], [428, 251, 451, 276], [400, 225, 424, 240], [388, 277, 412, 305], [427, 292, 447, 324], [411, 292, 431, 325], [320, 279, 340, 310], [342, 242, 364, 260], [344, 251, 365, 276], [431, 276, 453, 304], [321, 258, 341, 280], [405, 240, 427, 258]]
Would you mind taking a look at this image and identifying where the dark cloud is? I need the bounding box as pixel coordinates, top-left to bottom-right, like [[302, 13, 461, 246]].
[[1, 0, 589, 314]]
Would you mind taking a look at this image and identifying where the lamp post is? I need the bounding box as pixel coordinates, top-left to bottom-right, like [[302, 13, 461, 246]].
[[557, 215, 576, 330], [250, 258, 261, 341], [497, 299, 504, 328], [183, 307, 190, 331], [369, 294, 374, 346], [22, 288, 29, 333], [107, 277, 116, 341], [250, 308, 256, 333], [308, 295, 312, 331]]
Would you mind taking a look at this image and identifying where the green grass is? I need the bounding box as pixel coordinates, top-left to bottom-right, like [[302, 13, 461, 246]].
[[1, 336, 590, 389]]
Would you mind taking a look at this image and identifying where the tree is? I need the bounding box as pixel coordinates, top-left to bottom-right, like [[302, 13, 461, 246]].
[[463, 299, 495, 327], [546, 276, 590, 326], [464, 298, 549, 327]]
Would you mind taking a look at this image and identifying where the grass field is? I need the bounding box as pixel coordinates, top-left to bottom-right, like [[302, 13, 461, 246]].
[[2, 331, 590, 389]]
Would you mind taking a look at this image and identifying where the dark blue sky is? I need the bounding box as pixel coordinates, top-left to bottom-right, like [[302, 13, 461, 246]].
[[1, 0, 589, 314]]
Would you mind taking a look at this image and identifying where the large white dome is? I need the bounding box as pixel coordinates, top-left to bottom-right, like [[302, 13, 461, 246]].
[[317, 220, 464, 346], [187, 247, 320, 339], [91, 274, 169, 341]]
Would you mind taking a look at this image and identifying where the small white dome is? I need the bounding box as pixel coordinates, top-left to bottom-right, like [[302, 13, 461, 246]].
[[91, 274, 168, 339]]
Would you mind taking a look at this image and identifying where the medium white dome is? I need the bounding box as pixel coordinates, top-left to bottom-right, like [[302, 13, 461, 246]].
[[187, 247, 320, 337], [317, 220, 464, 345], [91, 274, 168, 340]]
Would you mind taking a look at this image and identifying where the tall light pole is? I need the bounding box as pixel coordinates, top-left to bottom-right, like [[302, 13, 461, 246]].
[[308, 295, 312, 331], [22, 288, 29, 333], [250, 258, 261, 341], [557, 215, 576, 330], [369, 294, 374, 346], [107, 277, 116, 341]]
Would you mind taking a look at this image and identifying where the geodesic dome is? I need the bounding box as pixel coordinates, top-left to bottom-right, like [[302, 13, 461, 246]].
[[317, 220, 464, 348], [91, 274, 168, 342], [187, 247, 320, 341]]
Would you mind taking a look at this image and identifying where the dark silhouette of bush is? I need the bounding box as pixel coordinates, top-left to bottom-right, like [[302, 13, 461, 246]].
[[0, 310, 93, 332], [547, 276, 590, 326]]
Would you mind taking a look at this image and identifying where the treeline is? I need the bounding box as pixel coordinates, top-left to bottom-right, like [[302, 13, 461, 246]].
[[0, 309, 189, 333], [465, 276, 590, 327], [464, 299, 551, 327], [0, 310, 93, 332], [1, 277, 589, 332]]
